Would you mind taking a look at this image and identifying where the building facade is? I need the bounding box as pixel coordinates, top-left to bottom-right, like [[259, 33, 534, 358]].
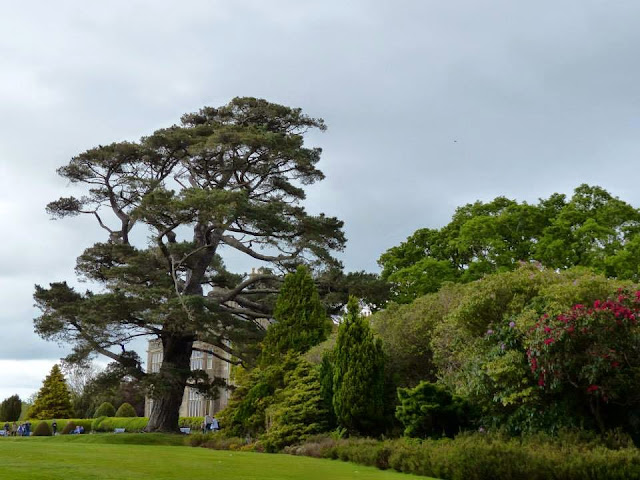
[[144, 339, 232, 418]]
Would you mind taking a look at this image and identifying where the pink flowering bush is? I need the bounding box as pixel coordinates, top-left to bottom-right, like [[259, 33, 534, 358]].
[[528, 289, 640, 431]]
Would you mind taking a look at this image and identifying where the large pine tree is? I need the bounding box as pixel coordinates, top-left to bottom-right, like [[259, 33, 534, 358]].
[[332, 297, 385, 435], [260, 265, 330, 365], [34, 98, 345, 431], [28, 365, 73, 419]]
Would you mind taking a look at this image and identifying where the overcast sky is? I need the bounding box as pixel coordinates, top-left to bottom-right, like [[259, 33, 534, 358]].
[[2, 0, 640, 401]]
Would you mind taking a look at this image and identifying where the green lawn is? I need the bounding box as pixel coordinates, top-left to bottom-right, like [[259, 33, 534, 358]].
[[0, 435, 433, 480]]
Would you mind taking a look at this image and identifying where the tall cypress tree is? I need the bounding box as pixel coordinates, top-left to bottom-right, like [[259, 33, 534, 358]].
[[28, 364, 74, 419], [0, 395, 22, 422], [332, 297, 385, 435], [260, 265, 330, 365]]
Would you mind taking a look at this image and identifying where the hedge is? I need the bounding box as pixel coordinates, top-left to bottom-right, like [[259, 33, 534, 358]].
[[29, 419, 93, 434], [1, 417, 205, 434], [91, 416, 205, 432], [284, 432, 640, 480]]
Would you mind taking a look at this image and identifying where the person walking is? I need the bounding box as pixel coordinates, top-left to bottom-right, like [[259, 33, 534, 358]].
[[52, 421, 57, 435], [11, 422, 17, 437]]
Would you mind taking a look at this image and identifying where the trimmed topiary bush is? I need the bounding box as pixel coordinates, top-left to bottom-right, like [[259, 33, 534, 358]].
[[33, 421, 52, 436], [115, 403, 137, 418], [94, 402, 116, 418], [61, 421, 76, 435], [92, 416, 107, 432]]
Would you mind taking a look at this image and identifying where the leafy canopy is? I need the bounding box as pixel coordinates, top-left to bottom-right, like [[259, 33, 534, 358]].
[[379, 185, 640, 303]]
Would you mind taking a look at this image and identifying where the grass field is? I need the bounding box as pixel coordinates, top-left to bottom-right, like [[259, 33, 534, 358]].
[[0, 434, 434, 480]]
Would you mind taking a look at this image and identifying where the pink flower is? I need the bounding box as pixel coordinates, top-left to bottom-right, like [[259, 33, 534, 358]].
[[544, 338, 554, 345], [586, 385, 599, 393]]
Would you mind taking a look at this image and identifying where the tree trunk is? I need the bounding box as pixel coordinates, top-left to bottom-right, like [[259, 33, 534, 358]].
[[145, 335, 194, 432]]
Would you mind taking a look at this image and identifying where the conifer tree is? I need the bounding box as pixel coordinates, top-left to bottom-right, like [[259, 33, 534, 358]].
[[0, 395, 22, 422], [28, 365, 74, 419], [332, 297, 385, 435], [260, 265, 330, 365]]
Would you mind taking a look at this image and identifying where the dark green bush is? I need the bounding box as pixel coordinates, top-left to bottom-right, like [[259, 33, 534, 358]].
[[61, 421, 76, 435], [33, 421, 52, 436], [114, 403, 137, 417], [396, 381, 473, 438], [29, 419, 93, 434], [94, 402, 116, 418]]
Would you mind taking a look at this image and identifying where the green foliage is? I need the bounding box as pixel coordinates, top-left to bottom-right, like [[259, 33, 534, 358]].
[[61, 421, 76, 435], [315, 268, 391, 313], [332, 297, 385, 436], [374, 265, 632, 435], [262, 360, 329, 451], [299, 432, 640, 480], [30, 419, 93, 434], [36, 97, 346, 432], [371, 282, 470, 388], [260, 266, 331, 366], [33, 421, 52, 436], [428, 266, 629, 433], [318, 352, 336, 428], [379, 185, 640, 303], [114, 402, 137, 417], [94, 402, 116, 418], [0, 395, 22, 422], [219, 357, 297, 437], [396, 381, 472, 438], [27, 365, 74, 420], [92, 417, 148, 432], [529, 290, 640, 434]]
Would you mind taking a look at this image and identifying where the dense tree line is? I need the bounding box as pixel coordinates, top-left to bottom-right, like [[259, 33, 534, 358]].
[[379, 185, 640, 303]]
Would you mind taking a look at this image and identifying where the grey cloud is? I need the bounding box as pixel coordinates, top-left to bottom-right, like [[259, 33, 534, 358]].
[[2, 1, 640, 377]]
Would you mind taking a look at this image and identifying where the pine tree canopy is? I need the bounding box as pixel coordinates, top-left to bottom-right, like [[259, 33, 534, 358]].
[[28, 364, 74, 420]]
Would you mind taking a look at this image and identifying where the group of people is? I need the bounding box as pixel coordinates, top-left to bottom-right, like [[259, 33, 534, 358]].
[[2, 421, 31, 436], [202, 414, 220, 433]]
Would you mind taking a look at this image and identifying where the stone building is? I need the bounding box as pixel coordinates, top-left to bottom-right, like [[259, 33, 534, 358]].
[[144, 340, 232, 417]]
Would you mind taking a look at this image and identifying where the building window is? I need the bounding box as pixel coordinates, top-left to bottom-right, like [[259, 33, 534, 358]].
[[151, 352, 163, 373], [207, 353, 213, 370], [188, 388, 202, 417], [191, 350, 203, 370]]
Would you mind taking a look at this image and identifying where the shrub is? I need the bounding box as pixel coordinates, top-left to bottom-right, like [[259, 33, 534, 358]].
[[29, 419, 93, 434], [61, 421, 76, 435], [189, 432, 252, 450], [262, 360, 329, 452], [396, 381, 473, 438], [0, 395, 22, 422], [91, 416, 107, 432], [93, 417, 148, 432], [179, 417, 204, 430], [33, 421, 52, 436], [288, 432, 640, 480], [94, 402, 116, 418], [115, 403, 137, 417]]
